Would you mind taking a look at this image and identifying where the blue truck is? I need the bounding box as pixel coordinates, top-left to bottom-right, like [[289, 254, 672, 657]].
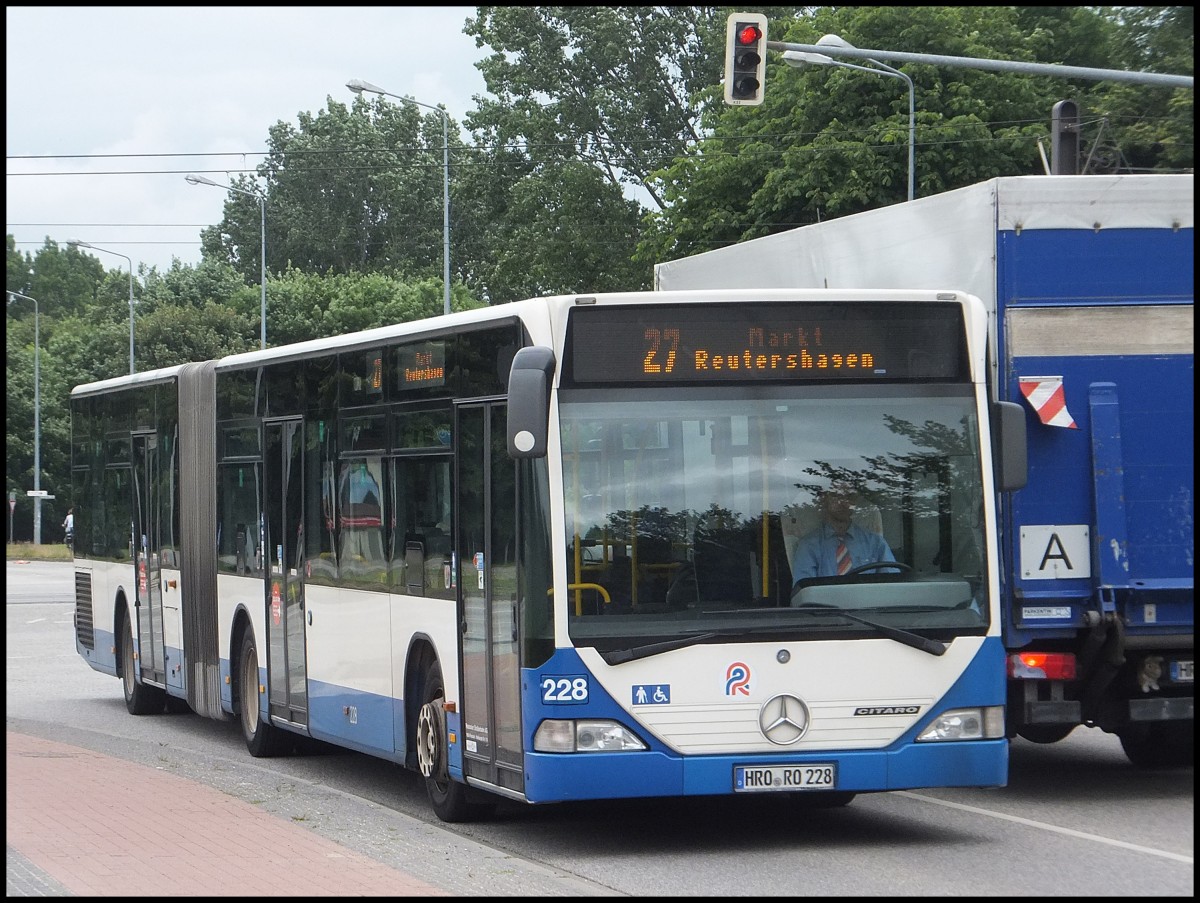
[[654, 174, 1194, 767]]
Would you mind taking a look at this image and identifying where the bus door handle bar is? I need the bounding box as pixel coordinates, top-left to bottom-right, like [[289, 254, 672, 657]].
[[548, 583, 612, 615]]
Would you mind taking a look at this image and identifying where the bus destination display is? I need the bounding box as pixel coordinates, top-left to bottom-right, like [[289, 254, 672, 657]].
[[566, 302, 967, 385]]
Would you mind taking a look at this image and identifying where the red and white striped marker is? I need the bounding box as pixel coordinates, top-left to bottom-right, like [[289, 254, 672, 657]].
[[1018, 376, 1078, 429]]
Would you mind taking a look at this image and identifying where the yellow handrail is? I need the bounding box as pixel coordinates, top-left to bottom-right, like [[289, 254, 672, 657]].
[[550, 583, 612, 616]]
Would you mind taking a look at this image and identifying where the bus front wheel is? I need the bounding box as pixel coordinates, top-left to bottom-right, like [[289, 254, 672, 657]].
[[416, 661, 494, 823], [238, 630, 289, 757], [793, 791, 857, 808]]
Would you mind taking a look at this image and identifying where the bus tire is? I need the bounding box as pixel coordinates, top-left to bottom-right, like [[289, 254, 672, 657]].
[[238, 629, 289, 757], [1118, 720, 1194, 768], [794, 791, 857, 808], [120, 607, 165, 715], [416, 661, 494, 823]]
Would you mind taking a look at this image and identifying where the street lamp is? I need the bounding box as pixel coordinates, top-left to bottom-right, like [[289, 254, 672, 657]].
[[347, 78, 452, 316], [186, 174, 268, 349], [7, 291, 42, 544], [784, 33, 915, 201], [68, 240, 136, 373]]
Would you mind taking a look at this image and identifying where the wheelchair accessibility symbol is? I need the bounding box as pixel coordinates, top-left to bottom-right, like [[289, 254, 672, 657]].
[[633, 684, 671, 705]]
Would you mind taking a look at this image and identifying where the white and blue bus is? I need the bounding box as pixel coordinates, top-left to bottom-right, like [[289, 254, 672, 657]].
[[70, 288, 1026, 821]]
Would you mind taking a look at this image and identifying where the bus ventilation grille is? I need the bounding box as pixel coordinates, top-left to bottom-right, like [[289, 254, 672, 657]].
[[74, 570, 95, 650]]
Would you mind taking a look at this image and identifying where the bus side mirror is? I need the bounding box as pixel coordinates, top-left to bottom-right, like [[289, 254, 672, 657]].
[[507, 346, 556, 459], [994, 400, 1028, 491]]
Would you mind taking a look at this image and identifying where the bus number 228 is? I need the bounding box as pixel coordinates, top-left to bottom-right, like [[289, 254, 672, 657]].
[[541, 676, 589, 704]]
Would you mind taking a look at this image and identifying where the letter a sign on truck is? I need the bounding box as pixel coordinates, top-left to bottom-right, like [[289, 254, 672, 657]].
[[1020, 525, 1091, 580]]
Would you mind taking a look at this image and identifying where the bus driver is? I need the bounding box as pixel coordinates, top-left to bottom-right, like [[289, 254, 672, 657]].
[[791, 483, 896, 582]]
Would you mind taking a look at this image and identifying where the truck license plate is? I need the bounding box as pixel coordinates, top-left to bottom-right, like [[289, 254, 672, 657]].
[[1170, 660, 1193, 682], [734, 763, 836, 792]]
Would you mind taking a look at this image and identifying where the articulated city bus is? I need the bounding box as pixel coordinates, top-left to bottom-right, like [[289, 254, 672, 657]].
[[70, 288, 1025, 821]]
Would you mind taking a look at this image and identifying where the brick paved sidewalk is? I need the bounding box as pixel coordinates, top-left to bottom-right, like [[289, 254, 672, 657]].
[[6, 731, 448, 897]]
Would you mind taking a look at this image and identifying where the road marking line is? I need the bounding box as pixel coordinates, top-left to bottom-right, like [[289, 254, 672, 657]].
[[898, 791, 1193, 864]]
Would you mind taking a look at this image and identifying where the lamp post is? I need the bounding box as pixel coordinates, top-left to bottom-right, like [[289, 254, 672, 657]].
[[7, 291, 42, 544], [68, 240, 136, 372], [186, 174, 268, 349], [784, 33, 915, 201], [347, 78, 451, 316]]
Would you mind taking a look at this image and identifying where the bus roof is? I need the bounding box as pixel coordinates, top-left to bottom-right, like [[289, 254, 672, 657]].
[[71, 288, 985, 396]]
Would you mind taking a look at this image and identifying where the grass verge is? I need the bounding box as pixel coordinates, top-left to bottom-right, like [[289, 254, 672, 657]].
[[6, 542, 73, 561]]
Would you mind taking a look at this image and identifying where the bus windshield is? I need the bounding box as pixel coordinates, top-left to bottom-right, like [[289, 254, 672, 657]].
[[559, 386, 988, 648]]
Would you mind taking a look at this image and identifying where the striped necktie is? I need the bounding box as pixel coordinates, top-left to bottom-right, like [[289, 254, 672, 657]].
[[836, 535, 851, 575]]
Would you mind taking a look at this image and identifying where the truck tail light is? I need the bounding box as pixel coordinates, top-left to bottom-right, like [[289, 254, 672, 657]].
[[1008, 652, 1076, 680]]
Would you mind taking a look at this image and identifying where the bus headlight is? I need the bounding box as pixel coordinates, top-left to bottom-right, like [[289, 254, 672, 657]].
[[533, 719, 647, 752], [916, 706, 1004, 742]]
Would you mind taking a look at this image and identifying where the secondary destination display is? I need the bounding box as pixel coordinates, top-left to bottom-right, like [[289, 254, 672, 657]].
[[565, 301, 968, 385], [395, 339, 447, 389]]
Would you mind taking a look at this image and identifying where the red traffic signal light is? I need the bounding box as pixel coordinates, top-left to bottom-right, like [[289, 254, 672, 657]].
[[736, 23, 762, 47], [724, 13, 768, 106]]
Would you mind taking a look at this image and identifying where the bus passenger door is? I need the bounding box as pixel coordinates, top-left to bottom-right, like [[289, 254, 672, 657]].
[[263, 418, 309, 728], [457, 401, 524, 796], [131, 432, 166, 687]]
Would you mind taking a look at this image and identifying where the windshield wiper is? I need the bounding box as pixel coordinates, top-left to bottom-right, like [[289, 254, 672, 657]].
[[599, 609, 948, 664], [600, 633, 720, 665], [795, 606, 946, 656]]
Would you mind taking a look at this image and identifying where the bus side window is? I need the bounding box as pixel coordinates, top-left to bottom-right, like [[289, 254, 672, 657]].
[[338, 457, 387, 589], [391, 455, 454, 599]]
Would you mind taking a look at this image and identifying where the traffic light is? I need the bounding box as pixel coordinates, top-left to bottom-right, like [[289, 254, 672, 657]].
[[724, 13, 768, 106]]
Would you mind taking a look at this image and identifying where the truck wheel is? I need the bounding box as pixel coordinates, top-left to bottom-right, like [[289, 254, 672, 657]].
[[238, 630, 289, 757], [1016, 724, 1076, 744], [1118, 721, 1194, 768], [415, 661, 494, 823], [120, 607, 165, 715]]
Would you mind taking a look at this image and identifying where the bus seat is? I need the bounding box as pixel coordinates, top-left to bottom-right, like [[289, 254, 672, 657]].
[[692, 535, 755, 607]]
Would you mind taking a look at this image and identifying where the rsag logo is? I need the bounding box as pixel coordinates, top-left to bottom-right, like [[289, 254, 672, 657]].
[[725, 661, 751, 696]]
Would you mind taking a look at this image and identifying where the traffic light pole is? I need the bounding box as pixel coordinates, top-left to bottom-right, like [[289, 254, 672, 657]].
[[765, 39, 1192, 89]]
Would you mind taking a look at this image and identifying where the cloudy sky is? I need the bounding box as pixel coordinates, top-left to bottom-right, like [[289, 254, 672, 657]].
[[6, 6, 487, 275]]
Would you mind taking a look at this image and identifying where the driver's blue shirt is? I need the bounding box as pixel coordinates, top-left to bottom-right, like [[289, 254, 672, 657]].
[[791, 521, 896, 582]]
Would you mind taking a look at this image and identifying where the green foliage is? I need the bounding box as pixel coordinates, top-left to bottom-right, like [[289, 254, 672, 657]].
[[6, 542, 73, 561], [263, 97, 460, 278], [7, 235, 33, 294], [135, 304, 256, 370]]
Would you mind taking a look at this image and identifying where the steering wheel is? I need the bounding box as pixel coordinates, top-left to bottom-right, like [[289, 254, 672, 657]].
[[842, 561, 913, 577]]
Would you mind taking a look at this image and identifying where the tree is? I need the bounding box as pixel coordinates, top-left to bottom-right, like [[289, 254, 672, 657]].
[[199, 96, 468, 284], [465, 6, 724, 207], [1080, 6, 1194, 172], [454, 153, 651, 302]]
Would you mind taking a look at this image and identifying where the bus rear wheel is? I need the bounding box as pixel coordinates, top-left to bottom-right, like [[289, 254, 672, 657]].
[[416, 661, 494, 823], [238, 630, 289, 757], [121, 607, 165, 715]]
